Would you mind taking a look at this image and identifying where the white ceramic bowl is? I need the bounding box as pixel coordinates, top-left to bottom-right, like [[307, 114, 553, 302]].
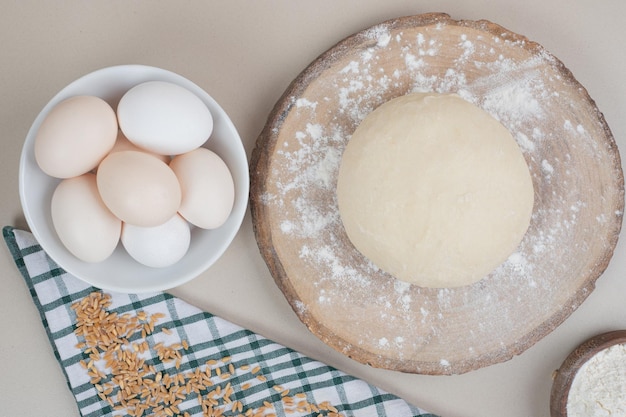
[[19, 65, 249, 293]]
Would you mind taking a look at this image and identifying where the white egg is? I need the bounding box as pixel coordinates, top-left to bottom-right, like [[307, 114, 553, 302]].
[[121, 214, 191, 268], [117, 81, 213, 155], [51, 173, 121, 262], [170, 148, 235, 229]]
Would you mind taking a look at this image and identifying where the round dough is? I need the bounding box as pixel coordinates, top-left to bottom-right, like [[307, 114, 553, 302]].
[[336, 93, 534, 288]]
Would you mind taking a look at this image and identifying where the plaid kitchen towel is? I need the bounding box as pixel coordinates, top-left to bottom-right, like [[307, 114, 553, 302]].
[[3, 226, 437, 417]]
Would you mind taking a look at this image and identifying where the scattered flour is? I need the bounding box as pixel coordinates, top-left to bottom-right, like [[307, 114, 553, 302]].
[[295, 97, 317, 110], [542, 159, 555, 175]]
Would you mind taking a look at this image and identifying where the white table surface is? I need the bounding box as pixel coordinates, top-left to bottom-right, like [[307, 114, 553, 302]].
[[2, 2, 625, 416]]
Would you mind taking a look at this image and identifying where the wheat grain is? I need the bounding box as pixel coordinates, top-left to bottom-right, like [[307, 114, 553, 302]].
[[72, 291, 346, 417]]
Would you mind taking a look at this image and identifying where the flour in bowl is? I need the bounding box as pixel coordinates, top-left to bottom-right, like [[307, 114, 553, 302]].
[[567, 343, 626, 417]]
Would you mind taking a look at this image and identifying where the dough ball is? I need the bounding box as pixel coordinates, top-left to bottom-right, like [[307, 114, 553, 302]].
[[336, 93, 534, 288]]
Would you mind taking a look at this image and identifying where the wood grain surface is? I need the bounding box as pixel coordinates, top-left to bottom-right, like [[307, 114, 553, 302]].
[[250, 13, 624, 374]]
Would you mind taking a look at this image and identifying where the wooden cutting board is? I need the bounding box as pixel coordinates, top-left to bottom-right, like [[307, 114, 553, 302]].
[[249, 13, 624, 375]]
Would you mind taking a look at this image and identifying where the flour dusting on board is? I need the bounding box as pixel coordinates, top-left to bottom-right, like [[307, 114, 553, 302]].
[[258, 20, 622, 372]]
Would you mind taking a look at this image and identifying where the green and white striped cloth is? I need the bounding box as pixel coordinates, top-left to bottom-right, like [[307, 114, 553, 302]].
[[3, 226, 437, 417]]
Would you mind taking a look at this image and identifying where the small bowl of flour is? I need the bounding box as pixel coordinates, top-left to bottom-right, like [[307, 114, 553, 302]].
[[551, 330, 626, 417]]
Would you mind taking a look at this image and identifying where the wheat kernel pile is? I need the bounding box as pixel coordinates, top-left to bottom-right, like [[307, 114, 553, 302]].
[[71, 291, 345, 417]]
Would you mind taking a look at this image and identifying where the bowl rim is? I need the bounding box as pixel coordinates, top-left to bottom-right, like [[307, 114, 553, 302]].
[[19, 64, 250, 293], [550, 330, 626, 417]]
